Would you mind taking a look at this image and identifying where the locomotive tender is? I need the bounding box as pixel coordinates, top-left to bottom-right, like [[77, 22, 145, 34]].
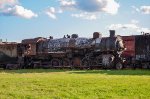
[[0, 30, 149, 69]]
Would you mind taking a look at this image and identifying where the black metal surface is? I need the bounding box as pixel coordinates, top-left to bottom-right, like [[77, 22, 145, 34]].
[[0, 51, 17, 63], [100, 36, 124, 52], [135, 35, 150, 61]]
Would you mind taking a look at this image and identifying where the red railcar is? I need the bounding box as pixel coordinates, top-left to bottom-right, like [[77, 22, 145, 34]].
[[121, 36, 135, 68], [122, 34, 150, 69], [122, 36, 135, 57]]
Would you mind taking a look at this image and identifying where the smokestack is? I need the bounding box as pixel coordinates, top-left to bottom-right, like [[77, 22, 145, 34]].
[[71, 34, 78, 38], [93, 32, 100, 39], [109, 30, 115, 37]]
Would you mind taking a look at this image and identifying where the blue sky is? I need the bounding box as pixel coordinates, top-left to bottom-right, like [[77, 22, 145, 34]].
[[0, 0, 150, 42]]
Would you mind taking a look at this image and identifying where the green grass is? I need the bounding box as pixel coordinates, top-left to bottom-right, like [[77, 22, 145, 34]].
[[0, 69, 150, 99]]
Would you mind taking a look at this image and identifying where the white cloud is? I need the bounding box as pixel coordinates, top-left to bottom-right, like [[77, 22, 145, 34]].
[[109, 24, 138, 30], [58, 8, 63, 13], [71, 12, 97, 20], [45, 7, 65, 19], [140, 28, 150, 33], [100, 0, 120, 15], [45, 7, 58, 19], [108, 23, 150, 33], [131, 6, 140, 12], [59, 0, 119, 15], [59, 0, 76, 8], [0, 0, 18, 8], [1, 5, 38, 19], [0, 0, 38, 19], [0, 0, 17, 4], [58, 0, 119, 20], [131, 19, 139, 24], [132, 5, 150, 14], [140, 6, 150, 14]]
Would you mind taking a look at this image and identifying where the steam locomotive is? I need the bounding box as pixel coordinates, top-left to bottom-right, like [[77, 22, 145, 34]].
[[0, 30, 149, 69]]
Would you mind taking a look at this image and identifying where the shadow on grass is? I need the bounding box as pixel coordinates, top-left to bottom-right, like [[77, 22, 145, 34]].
[[69, 69, 150, 76], [0, 69, 71, 74], [0, 69, 150, 76]]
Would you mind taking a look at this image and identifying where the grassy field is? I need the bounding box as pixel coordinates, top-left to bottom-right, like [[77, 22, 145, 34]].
[[0, 69, 150, 99]]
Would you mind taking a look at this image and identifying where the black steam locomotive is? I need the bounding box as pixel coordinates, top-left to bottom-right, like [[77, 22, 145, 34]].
[[0, 30, 125, 69]]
